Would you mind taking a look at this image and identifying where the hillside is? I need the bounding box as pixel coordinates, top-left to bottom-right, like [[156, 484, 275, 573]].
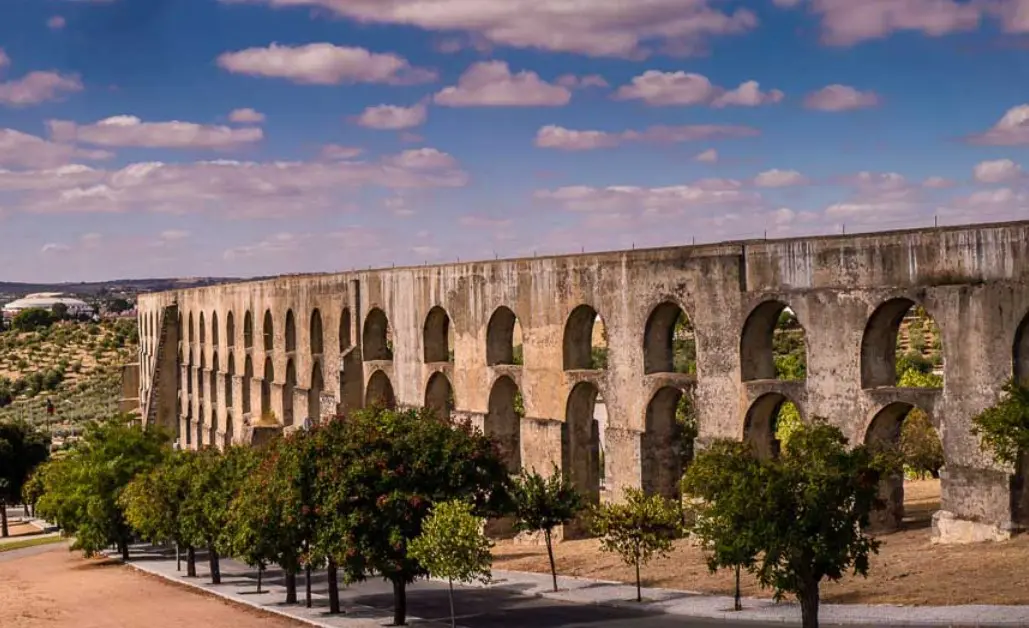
[[0, 319, 138, 446], [0, 277, 242, 301]]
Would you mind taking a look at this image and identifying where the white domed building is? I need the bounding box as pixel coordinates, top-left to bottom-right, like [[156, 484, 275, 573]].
[[2, 292, 94, 319]]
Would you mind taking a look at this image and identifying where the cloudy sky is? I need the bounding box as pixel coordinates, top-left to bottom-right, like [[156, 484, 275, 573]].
[[1, 0, 1028, 282]]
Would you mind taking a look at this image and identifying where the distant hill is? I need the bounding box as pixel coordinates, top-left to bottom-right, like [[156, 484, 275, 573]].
[[0, 277, 244, 298]]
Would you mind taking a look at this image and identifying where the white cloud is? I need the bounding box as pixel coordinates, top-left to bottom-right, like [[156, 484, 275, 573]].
[[228, 108, 266, 123], [968, 104, 1029, 146], [319, 144, 364, 160], [556, 74, 609, 89], [41, 242, 70, 253], [355, 102, 427, 130], [922, 176, 954, 188], [459, 215, 513, 228], [47, 16, 67, 30], [434, 61, 570, 107], [694, 148, 718, 163], [224, 232, 311, 260], [0, 129, 112, 169], [614, 71, 783, 107], [535, 123, 759, 151], [3, 149, 467, 216], [0, 71, 83, 107], [772, 207, 797, 224], [803, 84, 879, 111], [216, 43, 437, 85], [753, 169, 808, 187], [218, 0, 758, 58], [47, 116, 264, 149], [0, 49, 9, 70], [535, 183, 761, 215], [160, 229, 190, 241], [974, 158, 1023, 183]]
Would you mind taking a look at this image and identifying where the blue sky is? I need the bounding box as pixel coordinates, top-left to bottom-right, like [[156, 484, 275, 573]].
[[1, 0, 1027, 282]]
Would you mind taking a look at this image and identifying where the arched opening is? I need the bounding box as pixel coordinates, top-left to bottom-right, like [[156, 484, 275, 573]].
[[226, 353, 235, 411], [199, 313, 206, 346], [227, 312, 235, 348], [743, 392, 801, 460], [284, 360, 296, 427], [177, 314, 183, 345], [363, 308, 393, 361], [486, 376, 522, 473], [243, 311, 253, 349], [310, 309, 323, 355], [644, 302, 696, 375], [285, 310, 297, 353], [740, 301, 807, 382], [366, 371, 396, 409], [642, 387, 689, 499], [486, 306, 524, 366], [425, 372, 455, 419], [188, 312, 195, 344], [243, 356, 253, 415], [261, 357, 274, 421], [1015, 314, 1029, 385], [210, 352, 219, 406], [862, 298, 944, 389], [423, 306, 454, 364], [865, 402, 943, 532], [563, 305, 608, 370], [263, 310, 274, 352], [339, 308, 352, 352], [563, 382, 603, 506], [309, 363, 324, 425], [211, 312, 219, 347]]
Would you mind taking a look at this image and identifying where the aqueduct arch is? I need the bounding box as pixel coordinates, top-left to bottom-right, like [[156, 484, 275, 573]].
[[486, 376, 521, 473], [743, 392, 800, 460], [425, 372, 454, 418], [138, 220, 1029, 545], [310, 309, 323, 356], [424, 306, 453, 364], [862, 298, 944, 389], [642, 386, 687, 499]]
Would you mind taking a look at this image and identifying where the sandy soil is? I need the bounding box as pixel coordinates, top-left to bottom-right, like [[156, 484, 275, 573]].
[[493, 479, 1029, 606], [5, 522, 42, 539], [0, 545, 303, 628]]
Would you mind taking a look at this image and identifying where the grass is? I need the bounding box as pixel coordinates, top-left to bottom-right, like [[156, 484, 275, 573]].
[[0, 534, 64, 553]]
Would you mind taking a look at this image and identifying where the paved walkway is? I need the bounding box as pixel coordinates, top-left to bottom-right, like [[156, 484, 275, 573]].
[[119, 544, 1029, 627]]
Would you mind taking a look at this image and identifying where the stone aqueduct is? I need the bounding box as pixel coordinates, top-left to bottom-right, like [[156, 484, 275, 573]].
[[136, 220, 1029, 545]]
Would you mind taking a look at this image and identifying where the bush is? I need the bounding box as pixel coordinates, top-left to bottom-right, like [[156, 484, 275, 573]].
[[12, 309, 54, 332]]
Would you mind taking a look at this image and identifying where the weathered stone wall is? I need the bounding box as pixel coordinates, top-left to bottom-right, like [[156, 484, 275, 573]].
[[136, 220, 1029, 544]]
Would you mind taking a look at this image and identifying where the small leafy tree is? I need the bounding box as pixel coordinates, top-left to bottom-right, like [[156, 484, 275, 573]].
[[320, 407, 510, 626], [971, 379, 1029, 467], [408, 500, 493, 628], [0, 419, 50, 537], [227, 452, 282, 593], [509, 465, 584, 592], [35, 418, 168, 559], [121, 450, 197, 575], [589, 488, 683, 602], [752, 420, 882, 628], [682, 439, 765, 610]]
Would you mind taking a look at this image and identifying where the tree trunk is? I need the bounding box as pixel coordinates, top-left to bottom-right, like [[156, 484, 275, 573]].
[[327, 558, 340, 614], [118, 537, 130, 561], [635, 559, 642, 602], [176, 544, 181, 572], [285, 569, 298, 604], [208, 546, 221, 584], [734, 564, 742, 611], [257, 563, 264, 594], [187, 546, 197, 577], [1, 504, 9, 538], [392, 577, 407, 626], [305, 563, 312, 608], [544, 528, 558, 592], [448, 578, 456, 628], [799, 582, 820, 628]]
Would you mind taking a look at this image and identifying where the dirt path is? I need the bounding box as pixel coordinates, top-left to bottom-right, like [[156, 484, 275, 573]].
[[494, 479, 1029, 606], [0, 544, 304, 628]]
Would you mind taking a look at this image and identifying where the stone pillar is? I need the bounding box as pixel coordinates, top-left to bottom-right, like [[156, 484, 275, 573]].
[[294, 388, 310, 426], [933, 465, 1018, 543], [230, 375, 244, 442], [604, 426, 642, 501]]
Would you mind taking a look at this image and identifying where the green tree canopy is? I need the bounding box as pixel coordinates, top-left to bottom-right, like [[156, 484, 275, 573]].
[[971, 379, 1029, 468], [35, 418, 168, 558], [0, 419, 51, 536], [509, 464, 584, 593], [408, 499, 493, 628], [121, 449, 196, 573], [589, 488, 683, 602], [316, 407, 511, 626], [11, 308, 54, 332]]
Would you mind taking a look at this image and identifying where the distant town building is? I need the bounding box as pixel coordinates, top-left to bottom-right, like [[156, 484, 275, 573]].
[[1, 292, 94, 319]]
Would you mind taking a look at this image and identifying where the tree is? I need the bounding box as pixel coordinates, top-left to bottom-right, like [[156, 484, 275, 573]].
[[318, 407, 510, 626], [226, 451, 284, 594], [106, 298, 132, 314], [35, 418, 168, 559], [751, 420, 881, 628], [589, 488, 683, 602], [899, 409, 943, 479], [51, 303, 69, 321], [121, 450, 197, 575], [509, 465, 584, 593], [971, 379, 1029, 468], [179, 445, 256, 584], [682, 439, 765, 611], [408, 500, 493, 628], [11, 308, 54, 332], [0, 419, 50, 537]]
